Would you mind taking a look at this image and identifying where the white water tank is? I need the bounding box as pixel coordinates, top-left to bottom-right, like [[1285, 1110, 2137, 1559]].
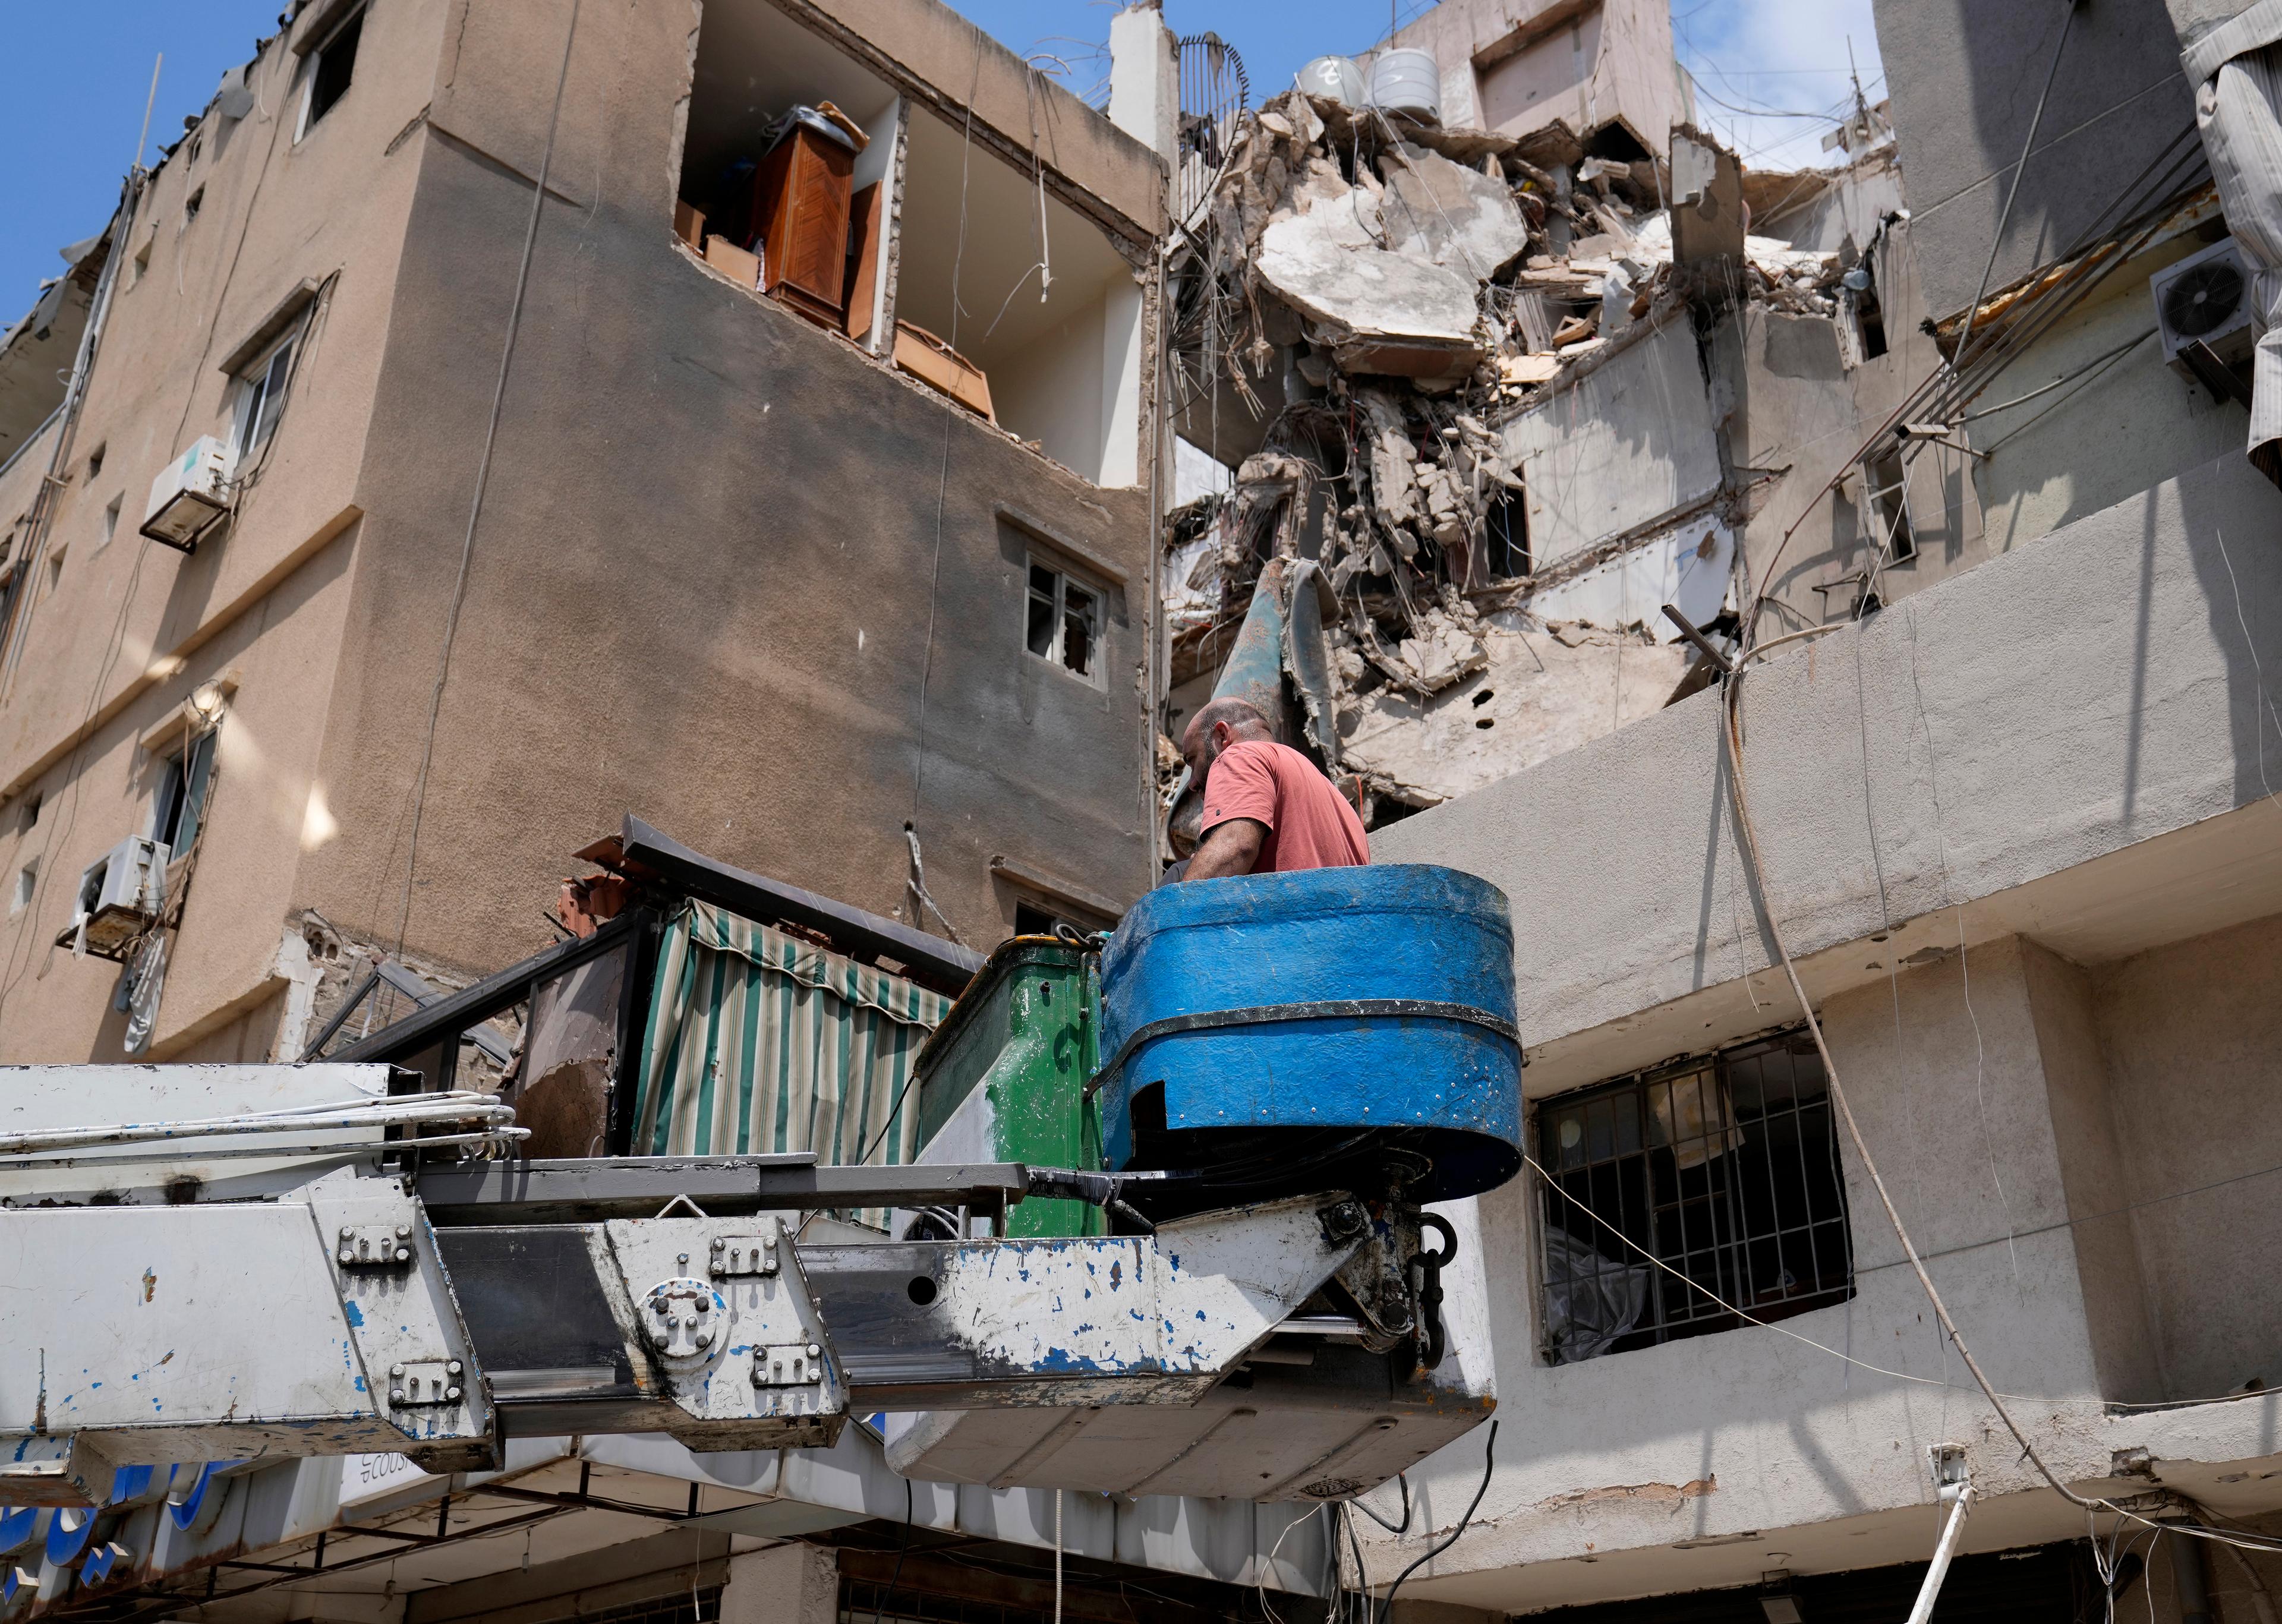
[[1297, 55, 1365, 106], [1368, 48, 1442, 122]]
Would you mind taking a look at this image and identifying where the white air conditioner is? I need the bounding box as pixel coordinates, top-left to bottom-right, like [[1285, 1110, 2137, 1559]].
[[57, 835, 169, 962], [140, 436, 237, 553], [2151, 236, 2255, 377]]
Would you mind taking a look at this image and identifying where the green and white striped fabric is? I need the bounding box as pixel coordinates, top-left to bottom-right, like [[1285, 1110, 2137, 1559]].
[[633, 903, 953, 1218]]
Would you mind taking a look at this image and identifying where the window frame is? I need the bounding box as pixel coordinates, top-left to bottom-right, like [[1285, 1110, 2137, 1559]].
[[1023, 555, 1106, 689], [150, 728, 219, 857], [1864, 448, 1917, 563], [298, 4, 366, 140], [1532, 1026, 1856, 1366], [232, 328, 301, 461]]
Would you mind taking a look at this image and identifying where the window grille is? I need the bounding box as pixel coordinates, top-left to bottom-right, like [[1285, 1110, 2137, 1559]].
[[1175, 34, 1249, 225], [1534, 1028, 1854, 1364]]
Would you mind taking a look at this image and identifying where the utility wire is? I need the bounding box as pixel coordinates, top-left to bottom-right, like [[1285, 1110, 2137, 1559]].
[[1526, 1147, 2282, 1411], [1714, 661, 2282, 1561], [1952, 2, 2077, 370], [1374, 1421, 1496, 1623]]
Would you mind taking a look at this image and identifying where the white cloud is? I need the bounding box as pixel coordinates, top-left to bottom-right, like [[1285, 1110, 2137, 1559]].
[[1670, 0, 1887, 172]]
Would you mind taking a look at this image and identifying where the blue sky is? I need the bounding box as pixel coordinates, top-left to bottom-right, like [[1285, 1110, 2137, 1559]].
[[0, 0, 1883, 320]]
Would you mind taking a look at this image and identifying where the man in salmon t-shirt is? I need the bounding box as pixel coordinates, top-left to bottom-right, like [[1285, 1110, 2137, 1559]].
[[1176, 697, 1369, 881]]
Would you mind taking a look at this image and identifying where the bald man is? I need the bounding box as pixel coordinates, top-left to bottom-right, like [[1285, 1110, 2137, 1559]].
[[1177, 697, 1369, 882]]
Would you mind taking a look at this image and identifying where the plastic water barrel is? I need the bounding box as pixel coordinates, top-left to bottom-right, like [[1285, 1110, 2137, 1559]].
[[1368, 48, 1443, 123], [1095, 865, 1522, 1206], [1297, 55, 1366, 106]]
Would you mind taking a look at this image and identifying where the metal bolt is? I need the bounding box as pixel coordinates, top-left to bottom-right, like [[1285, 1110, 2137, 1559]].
[[711, 1237, 725, 1251], [806, 1344, 821, 1360], [339, 1248, 354, 1264], [389, 1389, 404, 1405], [390, 1363, 405, 1377], [339, 1226, 353, 1240], [446, 1361, 462, 1376], [393, 1248, 411, 1263], [694, 1330, 712, 1349], [446, 1386, 462, 1402], [395, 1225, 411, 1240], [677, 1253, 689, 1265], [808, 1367, 820, 1383]]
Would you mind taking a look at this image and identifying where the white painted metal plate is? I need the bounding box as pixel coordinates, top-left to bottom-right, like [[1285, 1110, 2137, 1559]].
[[602, 1215, 844, 1446]]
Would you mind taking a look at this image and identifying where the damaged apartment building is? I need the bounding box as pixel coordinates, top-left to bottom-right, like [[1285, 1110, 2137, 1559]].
[[0, 2, 1333, 1622], [1140, 0, 1981, 827], [0, 0, 1170, 1073], [1134, 0, 2282, 1620]]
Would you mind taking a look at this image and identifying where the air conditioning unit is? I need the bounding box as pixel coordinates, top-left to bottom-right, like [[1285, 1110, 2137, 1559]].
[[2151, 236, 2255, 378], [56, 835, 169, 961], [139, 437, 237, 553]]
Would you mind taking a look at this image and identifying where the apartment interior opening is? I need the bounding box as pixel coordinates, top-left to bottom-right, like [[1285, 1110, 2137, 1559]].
[[675, 1, 1141, 485]]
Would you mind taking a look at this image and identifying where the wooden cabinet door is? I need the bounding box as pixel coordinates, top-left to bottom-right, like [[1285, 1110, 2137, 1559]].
[[757, 127, 853, 320]]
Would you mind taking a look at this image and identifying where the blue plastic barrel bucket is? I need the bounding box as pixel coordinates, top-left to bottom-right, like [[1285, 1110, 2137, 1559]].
[[1096, 865, 1521, 1206]]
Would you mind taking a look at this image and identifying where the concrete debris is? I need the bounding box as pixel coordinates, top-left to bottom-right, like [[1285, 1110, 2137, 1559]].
[[1167, 90, 1860, 826], [1338, 613, 1690, 811]]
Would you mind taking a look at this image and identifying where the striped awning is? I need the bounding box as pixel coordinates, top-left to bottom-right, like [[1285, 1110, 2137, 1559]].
[[633, 903, 953, 1215]]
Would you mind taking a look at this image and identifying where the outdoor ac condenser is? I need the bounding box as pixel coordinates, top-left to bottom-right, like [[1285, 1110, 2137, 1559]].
[[56, 835, 169, 961], [139, 437, 237, 552], [2150, 236, 2255, 378]]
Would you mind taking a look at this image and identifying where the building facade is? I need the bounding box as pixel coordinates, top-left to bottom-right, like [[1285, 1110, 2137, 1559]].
[[1329, 0, 2282, 1616], [0, 0, 1168, 1068]]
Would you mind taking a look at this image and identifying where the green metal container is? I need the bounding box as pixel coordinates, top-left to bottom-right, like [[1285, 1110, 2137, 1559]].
[[911, 938, 1103, 1238]]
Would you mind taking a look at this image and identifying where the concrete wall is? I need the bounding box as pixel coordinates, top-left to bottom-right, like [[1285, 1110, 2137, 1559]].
[[1383, 0, 1682, 158], [1969, 225, 2253, 553], [1503, 319, 1722, 570], [1367, 936, 2120, 1615], [287, 0, 1161, 982], [2085, 912, 2282, 1401], [1357, 452, 2282, 1609], [0, 0, 1168, 1059], [0, 0, 444, 1057], [1870, 0, 2200, 320]]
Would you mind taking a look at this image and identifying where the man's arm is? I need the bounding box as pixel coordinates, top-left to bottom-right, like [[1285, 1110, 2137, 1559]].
[[1182, 817, 1266, 881]]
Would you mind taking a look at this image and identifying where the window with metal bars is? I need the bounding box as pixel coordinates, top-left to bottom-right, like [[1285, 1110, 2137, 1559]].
[[1533, 1027, 1854, 1364]]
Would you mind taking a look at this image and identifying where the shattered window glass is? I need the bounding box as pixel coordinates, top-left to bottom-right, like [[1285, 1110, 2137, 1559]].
[[1061, 583, 1096, 676], [1023, 560, 1104, 684]]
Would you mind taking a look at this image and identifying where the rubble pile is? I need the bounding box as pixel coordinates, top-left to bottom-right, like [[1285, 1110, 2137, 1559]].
[[1164, 89, 1852, 818]]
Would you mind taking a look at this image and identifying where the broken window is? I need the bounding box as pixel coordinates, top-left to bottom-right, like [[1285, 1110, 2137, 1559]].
[[1483, 490, 1530, 579], [152, 730, 217, 856], [673, 0, 1144, 487], [1849, 263, 1889, 359], [183, 187, 203, 227], [233, 332, 298, 459], [1534, 1028, 1854, 1364], [302, 7, 363, 134], [1026, 560, 1101, 683], [11, 859, 35, 919], [1863, 448, 1915, 562]]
